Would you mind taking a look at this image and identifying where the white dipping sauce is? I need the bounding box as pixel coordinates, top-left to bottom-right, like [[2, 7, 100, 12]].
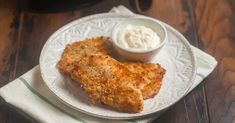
[[117, 25, 161, 51]]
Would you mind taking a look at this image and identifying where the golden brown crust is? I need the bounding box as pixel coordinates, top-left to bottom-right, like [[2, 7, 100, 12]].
[[123, 63, 165, 99], [71, 55, 144, 113], [57, 36, 112, 73], [57, 36, 165, 113]]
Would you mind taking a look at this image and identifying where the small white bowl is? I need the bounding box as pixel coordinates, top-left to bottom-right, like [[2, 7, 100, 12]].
[[111, 17, 167, 62]]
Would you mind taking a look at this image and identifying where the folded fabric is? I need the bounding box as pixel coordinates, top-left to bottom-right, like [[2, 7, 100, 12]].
[[0, 5, 217, 123]]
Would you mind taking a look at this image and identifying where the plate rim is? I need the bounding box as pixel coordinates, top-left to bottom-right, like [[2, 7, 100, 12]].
[[39, 13, 196, 119]]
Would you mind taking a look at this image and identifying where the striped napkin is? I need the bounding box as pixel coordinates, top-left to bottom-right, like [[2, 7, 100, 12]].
[[0, 5, 217, 123]]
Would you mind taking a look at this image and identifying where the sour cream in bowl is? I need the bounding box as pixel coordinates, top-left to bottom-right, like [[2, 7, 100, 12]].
[[111, 17, 167, 62]]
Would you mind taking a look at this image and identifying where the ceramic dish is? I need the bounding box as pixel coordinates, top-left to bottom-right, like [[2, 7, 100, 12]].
[[39, 13, 196, 119], [111, 17, 167, 61]]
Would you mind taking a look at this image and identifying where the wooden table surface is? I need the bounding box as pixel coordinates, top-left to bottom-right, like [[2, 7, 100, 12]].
[[0, 0, 234, 123]]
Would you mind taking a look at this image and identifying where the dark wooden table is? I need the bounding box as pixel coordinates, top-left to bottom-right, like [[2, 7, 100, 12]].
[[0, 0, 235, 123]]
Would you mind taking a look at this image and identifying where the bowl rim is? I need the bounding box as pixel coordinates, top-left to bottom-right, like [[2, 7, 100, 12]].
[[111, 17, 168, 54]]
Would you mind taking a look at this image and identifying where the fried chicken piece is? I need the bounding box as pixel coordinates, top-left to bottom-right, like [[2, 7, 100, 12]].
[[57, 36, 165, 99], [70, 55, 144, 113], [57, 36, 112, 73], [123, 63, 165, 99]]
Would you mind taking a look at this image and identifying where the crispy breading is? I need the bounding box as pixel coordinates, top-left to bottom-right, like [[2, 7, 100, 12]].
[[57, 36, 165, 112], [57, 36, 112, 73], [57, 36, 165, 99], [123, 63, 165, 99], [71, 55, 144, 113]]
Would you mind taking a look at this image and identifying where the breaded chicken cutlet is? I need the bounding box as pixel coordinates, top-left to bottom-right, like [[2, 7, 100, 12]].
[[57, 36, 165, 113], [71, 55, 144, 112], [123, 63, 164, 99], [57, 36, 112, 73]]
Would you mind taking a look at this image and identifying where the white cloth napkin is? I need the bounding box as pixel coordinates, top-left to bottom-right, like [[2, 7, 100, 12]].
[[0, 5, 217, 123]]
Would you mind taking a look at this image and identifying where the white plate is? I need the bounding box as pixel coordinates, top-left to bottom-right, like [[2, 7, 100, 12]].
[[39, 13, 196, 119]]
